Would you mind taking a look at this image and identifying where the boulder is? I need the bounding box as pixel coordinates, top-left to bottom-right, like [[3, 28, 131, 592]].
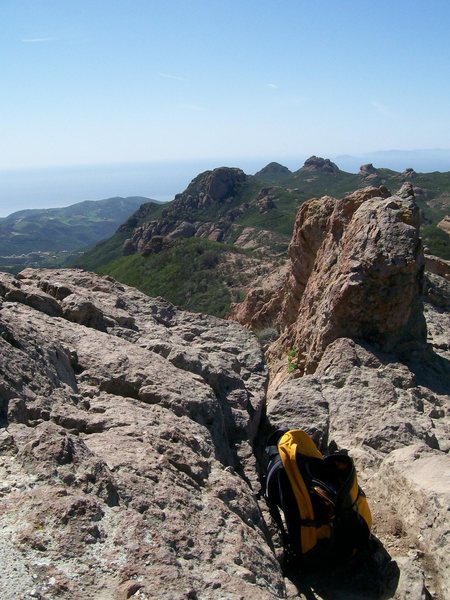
[[201, 167, 247, 202], [266, 186, 426, 380], [359, 163, 379, 177], [402, 167, 417, 178]]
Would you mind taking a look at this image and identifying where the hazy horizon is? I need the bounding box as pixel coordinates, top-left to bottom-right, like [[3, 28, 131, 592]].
[[1, 148, 450, 218]]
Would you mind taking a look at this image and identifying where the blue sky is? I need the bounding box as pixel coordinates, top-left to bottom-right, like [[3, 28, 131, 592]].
[[1, 0, 450, 170]]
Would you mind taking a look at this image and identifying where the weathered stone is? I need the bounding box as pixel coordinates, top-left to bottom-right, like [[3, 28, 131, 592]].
[[300, 156, 340, 174], [425, 254, 450, 282], [266, 186, 425, 381], [0, 268, 283, 599]]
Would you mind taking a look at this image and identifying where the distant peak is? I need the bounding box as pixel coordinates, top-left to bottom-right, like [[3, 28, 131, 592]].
[[359, 163, 379, 176], [186, 167, 247, 202], [301, 156, 339, 174], [254, 162, 291, 178]]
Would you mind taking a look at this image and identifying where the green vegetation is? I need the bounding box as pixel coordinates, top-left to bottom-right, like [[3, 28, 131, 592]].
[[237, 187, 302, 237], [287, 347, 299, 373], [72, 231, 129, 271], [0, 196, 150, 256], [97, 238, 245, 317], [422, 225, 450, 260]]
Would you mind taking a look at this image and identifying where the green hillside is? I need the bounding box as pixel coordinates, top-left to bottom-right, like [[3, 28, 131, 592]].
[[0, 196, 164, 272], [97, 238, 250, 317], [0, 196, 154, 256]]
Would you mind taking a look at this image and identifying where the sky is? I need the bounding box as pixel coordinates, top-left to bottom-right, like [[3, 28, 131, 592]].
[[1, 1, 450, 216], [2, 0, 450, 170]]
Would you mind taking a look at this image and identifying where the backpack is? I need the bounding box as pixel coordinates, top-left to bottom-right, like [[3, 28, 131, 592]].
[[264, 428, 372, 565]]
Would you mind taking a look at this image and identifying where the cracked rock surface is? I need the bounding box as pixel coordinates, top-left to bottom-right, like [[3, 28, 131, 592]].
[[0, 268, 282, 600]]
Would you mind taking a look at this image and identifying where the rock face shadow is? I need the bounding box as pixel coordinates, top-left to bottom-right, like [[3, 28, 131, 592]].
[[283, 536, 400, 600], [407, 349, 450, 395]]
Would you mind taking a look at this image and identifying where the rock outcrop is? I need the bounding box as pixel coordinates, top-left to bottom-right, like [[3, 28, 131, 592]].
[[255, 188, 277, 213], [236, 185, 426, 379], [402, 167, 417, 178], [359, 163, 379, 177], [300, 156, 340, 174], [437, 215, 450, 236], [231, 185, 450, 599], [122, 167, 248, 255], [0, 269, 284, 599]]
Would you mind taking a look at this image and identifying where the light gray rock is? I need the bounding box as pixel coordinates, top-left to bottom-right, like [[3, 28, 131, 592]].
[[374, 444, 449, 600], [266, 337, 449, 599], [2, 262, 449, 599], [0, 268, 284, 599]]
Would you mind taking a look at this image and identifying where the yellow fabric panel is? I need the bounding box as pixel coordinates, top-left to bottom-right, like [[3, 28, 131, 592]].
[[357, 495, 372, 530], [316, 524, 332, 541], [350, 467, 372, 530], [280, 429, 323, 460], [350, 477, 359, 502], [277, 430, 324, 553]]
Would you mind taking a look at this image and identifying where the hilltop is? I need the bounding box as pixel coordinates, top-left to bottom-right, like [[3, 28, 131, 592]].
[[74, 157, 450, 316]]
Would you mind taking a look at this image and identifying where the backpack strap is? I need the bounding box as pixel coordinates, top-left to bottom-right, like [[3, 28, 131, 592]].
[[265, 454, 292, 555]]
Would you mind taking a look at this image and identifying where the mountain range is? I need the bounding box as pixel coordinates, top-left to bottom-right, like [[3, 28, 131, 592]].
[[73, 156, 450, 316]]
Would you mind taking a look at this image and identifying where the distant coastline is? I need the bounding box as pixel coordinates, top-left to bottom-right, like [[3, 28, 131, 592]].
[[1, 150, 449, 218]]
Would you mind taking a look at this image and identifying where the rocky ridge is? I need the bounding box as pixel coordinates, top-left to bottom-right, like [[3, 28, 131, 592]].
[[76, 158, 449, 318], [0, 268, 283, 599]]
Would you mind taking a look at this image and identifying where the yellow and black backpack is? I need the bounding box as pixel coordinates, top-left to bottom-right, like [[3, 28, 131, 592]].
[[264, 429, 372, 565]]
